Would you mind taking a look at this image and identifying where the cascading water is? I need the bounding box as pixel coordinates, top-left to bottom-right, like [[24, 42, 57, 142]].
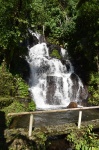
[[27, 31, 87, 110]]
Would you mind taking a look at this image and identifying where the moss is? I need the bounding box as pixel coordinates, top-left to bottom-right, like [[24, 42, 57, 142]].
[[5, 129, 36, 150], [50, 49, 61, 59]]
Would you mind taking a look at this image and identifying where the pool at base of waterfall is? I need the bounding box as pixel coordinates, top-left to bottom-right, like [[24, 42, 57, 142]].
[[10, 109, 99, 128]]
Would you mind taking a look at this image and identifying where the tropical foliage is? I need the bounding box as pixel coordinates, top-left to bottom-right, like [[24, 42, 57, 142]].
[[67, 125, 99, 150], [0, 0, 99, 108], [0, 0, 99, 148]]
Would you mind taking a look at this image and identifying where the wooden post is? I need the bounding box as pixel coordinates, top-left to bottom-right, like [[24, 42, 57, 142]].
[[78, 111, 82, 129], [29, 114, 34, 137]]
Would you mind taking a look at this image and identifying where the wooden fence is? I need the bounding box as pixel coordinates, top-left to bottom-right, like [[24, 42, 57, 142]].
[[7, 106, 99, 137]]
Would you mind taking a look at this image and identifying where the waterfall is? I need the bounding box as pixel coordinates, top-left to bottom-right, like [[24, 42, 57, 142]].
[[26, 31, 88, 110]]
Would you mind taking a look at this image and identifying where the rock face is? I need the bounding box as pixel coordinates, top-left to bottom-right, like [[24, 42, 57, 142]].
[[46, 76, 63, 105], [67, 102, 78, 108]]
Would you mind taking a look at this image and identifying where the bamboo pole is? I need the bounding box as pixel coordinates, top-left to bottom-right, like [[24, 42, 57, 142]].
[[7, 106, 99, 117], [78, 111, 82, 129], [29, 114, 34, 137]]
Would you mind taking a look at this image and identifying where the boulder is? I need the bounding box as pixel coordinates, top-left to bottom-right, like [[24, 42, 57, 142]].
[[67, 102, 77, 108]]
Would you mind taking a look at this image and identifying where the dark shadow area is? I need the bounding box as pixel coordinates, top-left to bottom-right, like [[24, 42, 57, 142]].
[[46, 134, 70, 150], [10, 56, 30, 82], [7, 134, 37, 150], [0, 111, 8, 150]]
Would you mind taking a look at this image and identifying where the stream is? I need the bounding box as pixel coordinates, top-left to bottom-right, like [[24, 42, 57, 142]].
[[10, 109, 99, 128]]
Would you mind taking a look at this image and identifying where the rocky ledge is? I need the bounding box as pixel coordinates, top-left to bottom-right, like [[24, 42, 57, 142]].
[[4, 119, 99, 150]]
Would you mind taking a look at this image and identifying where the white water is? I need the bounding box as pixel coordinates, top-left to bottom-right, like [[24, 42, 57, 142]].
[[27, 39, 87, 110]]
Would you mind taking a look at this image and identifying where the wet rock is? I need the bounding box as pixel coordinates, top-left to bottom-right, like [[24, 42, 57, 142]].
[[70, 73, 88, 102], [47, 43, 61, 56], [46, 76, 63, 105], [67, 102, 77, 108], [67, 148, 72, 150]]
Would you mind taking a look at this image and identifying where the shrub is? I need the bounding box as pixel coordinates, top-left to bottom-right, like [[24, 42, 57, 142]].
[[0, 97, 14, 109], [67, 125, 99, 150], [0, 61, 16, 96], [2, 100, 36, 126], [0, 61, 30, 100], [15, 75, 29, 98], [88, 73, 99, 105], [28, 101, 36, 111]]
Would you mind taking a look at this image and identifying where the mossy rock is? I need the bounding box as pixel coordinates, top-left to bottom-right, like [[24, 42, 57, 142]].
[[50, 49, 61, 59], [2, 99, 36, 127], [0, 96, 14, 109]]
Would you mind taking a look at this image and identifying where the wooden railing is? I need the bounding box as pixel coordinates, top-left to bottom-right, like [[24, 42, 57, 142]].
[[7, 106, 99, 137]]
